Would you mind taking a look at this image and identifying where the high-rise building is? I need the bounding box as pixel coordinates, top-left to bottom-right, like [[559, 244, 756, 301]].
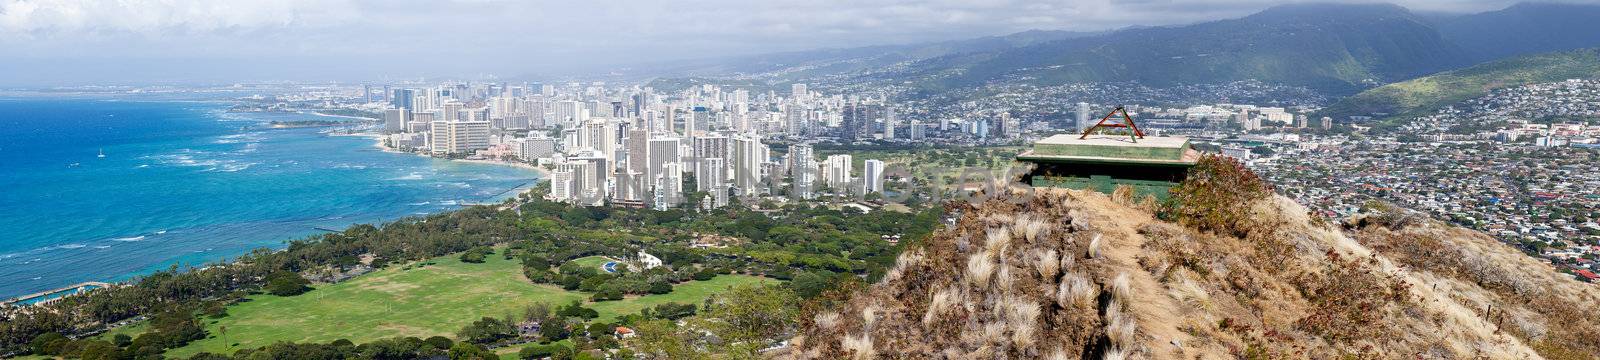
[[653, 162, 683, 210], [1076, 102, 1092, 132], [383, 109, 408, 133], [555, 101, 584, 127], [518, 136, 557, 161], [567, 150, 610, 205], [1320, 117, 1334, 130], [786, 105, 809, 136], [391, 89, 416, 110], [441, 101, 465, 122], [862, 159, 885, 194], [647, 137, 682, 192], [999, 111, 1018, 138], [731, 135, 766, 196], [883, 108, 898, 140], [550, 167, 576, 202], [429, 119, 491, 155], [791, 83, 807, 102], [696, 157, 727, 195], [788, 143, 815, 199], [691, 134, 729, 176], [822, 154, 852, 190], [408, 111, 436, 133], [626, 129, 650, 178]]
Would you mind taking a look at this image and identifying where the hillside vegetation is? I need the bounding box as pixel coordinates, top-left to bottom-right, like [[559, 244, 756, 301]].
[[785, 159, 1600, 359], [1321, 47, 1600, 121]]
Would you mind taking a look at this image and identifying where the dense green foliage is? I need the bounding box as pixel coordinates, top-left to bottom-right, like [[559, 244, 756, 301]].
[[1163, 155, 1274, 237], [264, 271, 311, 297]]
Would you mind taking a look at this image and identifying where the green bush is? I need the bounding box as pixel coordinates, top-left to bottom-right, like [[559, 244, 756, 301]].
[[265, 271, 311, 297], [519, 343, 571, 360], [1163, 154, 1273, 237], [647, 281, 673, 294], [460, 246, 492, 263]]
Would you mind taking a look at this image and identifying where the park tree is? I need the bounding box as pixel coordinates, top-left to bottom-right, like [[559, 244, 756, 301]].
[[424, 335, 454, 350], [448, 342, 500, 360], [647, 281, 673, 295], [519, 343, 572, 360], [265, 271, 311, 296], [457, 317, 516, 344]]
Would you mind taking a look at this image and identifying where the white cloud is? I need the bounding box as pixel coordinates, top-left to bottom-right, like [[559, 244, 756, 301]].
[[0, 0, 354, 36], [0, 0, 1596, 84]]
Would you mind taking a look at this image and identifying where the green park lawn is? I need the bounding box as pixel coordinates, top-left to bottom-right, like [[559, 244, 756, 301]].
[[134, 250, 767, 358], [566, 255, 615, 272]]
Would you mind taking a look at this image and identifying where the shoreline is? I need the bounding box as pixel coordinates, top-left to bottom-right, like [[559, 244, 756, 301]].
[[347, 131, 549, 200]]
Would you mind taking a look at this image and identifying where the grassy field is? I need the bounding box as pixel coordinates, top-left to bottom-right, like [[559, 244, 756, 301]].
[[133, 250, 766, 358], [588, 275, 772, 322], [566, 255, 614, 272]]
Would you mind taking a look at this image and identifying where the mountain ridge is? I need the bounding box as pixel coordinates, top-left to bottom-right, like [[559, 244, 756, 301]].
[[1319, 47, 1600, 120]]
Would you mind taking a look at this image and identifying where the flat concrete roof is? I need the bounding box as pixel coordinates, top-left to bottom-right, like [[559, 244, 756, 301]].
[[1019, 134, 1198, 165], [1034, 134, 1190, 149]]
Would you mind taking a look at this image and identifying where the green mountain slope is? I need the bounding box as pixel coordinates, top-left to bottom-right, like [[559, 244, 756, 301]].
[[884, 4, 1469, 95], [1319, 48, 1600, 120]]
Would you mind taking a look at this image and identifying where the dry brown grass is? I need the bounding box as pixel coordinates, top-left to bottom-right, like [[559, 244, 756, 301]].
[[787, 185, 1600, 359]]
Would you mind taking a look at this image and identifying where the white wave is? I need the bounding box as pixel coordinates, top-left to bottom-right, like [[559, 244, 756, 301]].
[[210, 162, 258, 172], [57, 244, 86, 249], [93, 245, 111, 249], [111, 235, 145, 242], [408, 201, 431, 206], [155, 230, 167, 234], [388, 173, 425, 181]]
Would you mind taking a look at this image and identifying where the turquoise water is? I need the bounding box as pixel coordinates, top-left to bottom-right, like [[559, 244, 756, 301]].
[[0, 99, 539, 299]]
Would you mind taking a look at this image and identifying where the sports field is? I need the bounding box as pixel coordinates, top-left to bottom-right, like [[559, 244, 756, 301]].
[[131, 250, 766, 357]]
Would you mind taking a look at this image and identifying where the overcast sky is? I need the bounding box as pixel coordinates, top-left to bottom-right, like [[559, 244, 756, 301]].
[[0, 0, 1589, 86]]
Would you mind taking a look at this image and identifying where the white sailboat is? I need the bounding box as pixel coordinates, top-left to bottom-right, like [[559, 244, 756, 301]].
[[97, 148, 106, 158]]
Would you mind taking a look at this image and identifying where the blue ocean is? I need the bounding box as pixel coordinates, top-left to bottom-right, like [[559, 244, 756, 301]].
[[0, 98, 539, 299]]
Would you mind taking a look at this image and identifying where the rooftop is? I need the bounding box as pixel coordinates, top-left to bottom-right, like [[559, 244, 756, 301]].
[[1018, 134, 1199, 166]]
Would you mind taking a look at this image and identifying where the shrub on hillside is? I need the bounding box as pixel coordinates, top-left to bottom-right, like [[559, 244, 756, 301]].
[[265, 271, 311, 297], [1163, 154, 1273, 237], [460, 247, 492, 263]]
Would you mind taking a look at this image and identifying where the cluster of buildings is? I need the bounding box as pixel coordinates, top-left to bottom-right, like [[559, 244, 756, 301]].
[[1248, 139, 1600, 279], [371, 82, 892, 210], [1400, 79, 1600, 146]]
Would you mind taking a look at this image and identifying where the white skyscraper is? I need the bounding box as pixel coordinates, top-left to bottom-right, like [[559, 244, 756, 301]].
[[791, 83, 807, 102], [429, 119, 491, 155], [653, 162, 683, 210], [383, 109, 408, 133], [1076, 102, 1092, 132], [731, 135, 766, 196], [549, 168, 575, 202], [647, 137, 682, 192], [696, 157, 728, 209], [822, 154, 852, 191], [862, 159, 885, 194], [788, 143, 815, 199]]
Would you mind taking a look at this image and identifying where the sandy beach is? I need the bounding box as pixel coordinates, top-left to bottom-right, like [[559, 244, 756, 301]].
[[351, 131, 549, 176]]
